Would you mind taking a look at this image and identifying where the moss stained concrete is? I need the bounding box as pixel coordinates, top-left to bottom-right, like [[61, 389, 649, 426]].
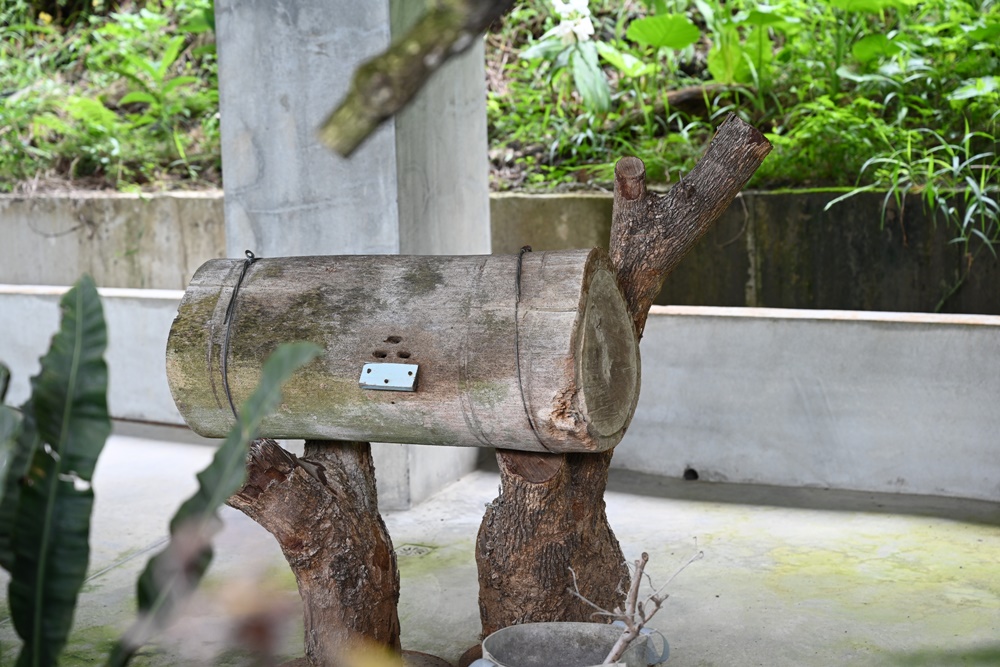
[[1, 435, 997, 666]]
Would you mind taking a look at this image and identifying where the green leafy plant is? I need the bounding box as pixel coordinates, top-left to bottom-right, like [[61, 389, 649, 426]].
[[107, 340, 321, 665], [0, 0, 219, 191], [826, 121, 1000, 310], [0, 273, 321, 666], [0, 276, 111, 667], [520, 0, 611, 113]]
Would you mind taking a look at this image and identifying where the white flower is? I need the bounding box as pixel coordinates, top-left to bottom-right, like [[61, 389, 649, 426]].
[[545, 0, 594, 45], [549, 15, 595, 44], [571, 15, 595, 42], [551, 0, 591, 19]]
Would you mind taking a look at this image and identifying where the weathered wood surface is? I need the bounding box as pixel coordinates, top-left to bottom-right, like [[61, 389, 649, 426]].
[[228, 439, 401, 665], [610, 114, 773, 337], [476, 448, 625, 638], [475, 114, 773, 636], [167, 249, 640, 453]]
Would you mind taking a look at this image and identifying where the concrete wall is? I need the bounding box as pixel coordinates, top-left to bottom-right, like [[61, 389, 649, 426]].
[[615, 306, 1000, 502], [491, 191, 1000, 315], [0, 285, 184, 425], [3, 284, 996, 502], [214, 0, 491, 508], [490, 193, 613, 255], [7, 190, 996, 316], [215, 0, 491, 259], [0, 192, 224, 290]]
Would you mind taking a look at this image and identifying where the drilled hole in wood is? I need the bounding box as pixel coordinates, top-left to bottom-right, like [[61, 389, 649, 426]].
[[366, 368, 372, 374], [372, 350, 388, 359], [407, 371, 413, 376], [383, 379, 390, 384], [397, 351, 411, 359], [385, 336, 402, 344]]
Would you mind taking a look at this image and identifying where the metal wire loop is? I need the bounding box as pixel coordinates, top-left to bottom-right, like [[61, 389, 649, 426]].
[[221, 249, 259, 420]]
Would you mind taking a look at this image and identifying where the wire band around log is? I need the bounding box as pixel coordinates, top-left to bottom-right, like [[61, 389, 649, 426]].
[[221, 249, 259, 421], [514, 245, 550, 452]]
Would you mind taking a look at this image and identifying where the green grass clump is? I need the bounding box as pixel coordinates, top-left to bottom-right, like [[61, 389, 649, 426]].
[[0, 0, 219, 191], [486, 0, 999, 194]]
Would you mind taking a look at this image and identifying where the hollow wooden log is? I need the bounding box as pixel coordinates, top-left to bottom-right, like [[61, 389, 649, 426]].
[[227, 439, 400, 666], [475, 114, 772, 636], [166, 249, 639, 454]]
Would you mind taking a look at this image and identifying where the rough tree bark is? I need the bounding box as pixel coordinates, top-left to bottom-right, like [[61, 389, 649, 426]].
[[320, 0, 516, 156], [227, 439, 401, 666], [474, 114, 772, 641]]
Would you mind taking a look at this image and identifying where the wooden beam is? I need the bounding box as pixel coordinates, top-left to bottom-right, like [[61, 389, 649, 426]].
[[167, 250, 640, 453]]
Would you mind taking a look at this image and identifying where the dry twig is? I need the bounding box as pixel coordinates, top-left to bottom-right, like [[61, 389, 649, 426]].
[[568, 549, 704, 664]]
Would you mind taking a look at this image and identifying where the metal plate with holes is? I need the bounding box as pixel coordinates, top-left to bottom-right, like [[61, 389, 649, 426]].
[[359, 363, 419, 392]]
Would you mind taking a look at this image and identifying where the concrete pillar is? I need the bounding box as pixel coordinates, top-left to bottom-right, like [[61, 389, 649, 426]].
[[216, 0, 491, 508]]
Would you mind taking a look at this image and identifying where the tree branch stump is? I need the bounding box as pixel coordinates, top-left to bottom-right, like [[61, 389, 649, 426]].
[[474, 114, 771, 638], [228, 439, 401, 666]]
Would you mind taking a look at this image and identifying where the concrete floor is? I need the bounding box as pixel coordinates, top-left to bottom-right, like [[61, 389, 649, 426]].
[[1, 430, 999, 666]]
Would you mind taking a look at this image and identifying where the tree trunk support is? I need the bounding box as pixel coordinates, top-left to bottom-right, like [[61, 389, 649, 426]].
[[225, 114, 770, 667], [474, 114, 772, 639], [228, 439, 401, 666]]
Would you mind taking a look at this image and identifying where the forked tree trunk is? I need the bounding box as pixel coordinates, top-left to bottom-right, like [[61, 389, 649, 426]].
[[224, 114, 770, 667], [474, 114, 772, 639], [227, 439, 401, 665]]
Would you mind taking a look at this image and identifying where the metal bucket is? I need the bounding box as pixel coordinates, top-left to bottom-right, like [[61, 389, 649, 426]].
[[471, 621, 665, 667]]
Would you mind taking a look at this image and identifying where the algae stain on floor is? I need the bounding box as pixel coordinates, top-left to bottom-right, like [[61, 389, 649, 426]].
[[395, 541, 480, 661], [765, 516, 1000, 635]]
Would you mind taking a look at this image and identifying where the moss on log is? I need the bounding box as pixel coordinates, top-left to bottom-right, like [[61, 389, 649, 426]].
[[166, 249, 640, 453]]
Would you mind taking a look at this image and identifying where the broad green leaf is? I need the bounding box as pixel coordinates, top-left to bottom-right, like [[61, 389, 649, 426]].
[[520, 38, 567, 61], [648, 0, 668, 14], [6, 275, 110, 667], [746, 8, 786, 26], [692, 0, 715, 26], [121, 53, 158, 82], [852, 34, 901, 63], [570, 42, 611, 114], [11, 455, 95, 667], [595, 42, 655, 78], [107, 342, 322, 667], [836, 65, 898, 85], [118, 91, 158, 106], [191, 43, 216, 58], [161, 76, 200, 96], [626, 15, 700, 50], [947, 76, 999, 101], [156, 36, 186, 81], [1, 363, 9, 401], [967, 24, 1000, 42], [30, 276, 109, 481], [179, 6, 214, 34], [0, 403, 38, 573], [744, 25, 774, 83], [0, 405, 21, 503], [707, 27, 743, 84]]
